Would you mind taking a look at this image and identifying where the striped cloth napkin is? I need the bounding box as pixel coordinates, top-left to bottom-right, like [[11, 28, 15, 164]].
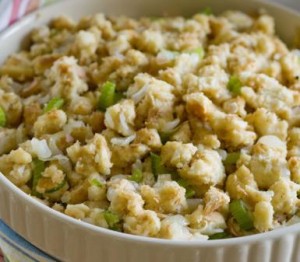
[[0, 0, 57, 32]]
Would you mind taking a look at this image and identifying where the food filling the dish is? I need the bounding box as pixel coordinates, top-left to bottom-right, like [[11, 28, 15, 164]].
[[1, 9, 300, 240]]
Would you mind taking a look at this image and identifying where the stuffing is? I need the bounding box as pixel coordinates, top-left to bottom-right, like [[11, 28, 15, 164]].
[[124, 210, 161, 237], [252, 15, 275, 35], [179, 149, 225, 189], [33, 109, 67, 137], [104, 99, 136, 136], [110, 143, 149, 168], [222, 97, 247, 118], [107, 178, 144, 216], [0, 89, 23, 127], [107, 34, 131, 56], [288, 157, 300, 184], [87, 174, 107, 201], [141, 175, 187, 214], [186, 205, 227, 236], [170, 121, 192, 144], [86, 209, 109, 228], [33, 54, 62, 75], [0, 128, 20, 155], [20, 138, 52, 160], [270, 178, 300, 215], [280, 53, 300, 86], [65, 203, 90, 219], [67, 94, 97, 115], [226, 165, 256, 198], [0, 148, 32, 186], [159, 215, 194, 240], [63, 119, 94, 143], [244, 186, 274, 207], [23, 102, 42, 133], [49, 56, 88, 101], [2, 10, 300, 240], [240, 73, 300, 120], [50, 15, 76, 30], [203, 187, 230, 215], [61, 178, 90, 204], [222, 11, 254, 31], [81, 111, 105, 133], [287, 128, 300, 158], [247, 108, 288, 140], [137, 30, 165, 53], [36, 164, 68, 200], [67, 134, 112, 176], [253, 201, 274, 232], [126, 73, 175, 129], [161, 141, 197, 169], [185, 93, 256, 148], [71, 30, 99, 62], [249, 136, 289, 189], [134, 128, 162, 150], [173, 53, 201, 76], [89, 13, 115, 39], [184, 65, 231, 104], [189, 118, 221, 149]]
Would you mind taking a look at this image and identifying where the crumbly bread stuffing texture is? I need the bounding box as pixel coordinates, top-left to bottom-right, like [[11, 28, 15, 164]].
[[1, 10, 300, 240]]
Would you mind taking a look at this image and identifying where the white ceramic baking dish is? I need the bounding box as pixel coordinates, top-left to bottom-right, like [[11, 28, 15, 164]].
[[1, 0, 300, 261]]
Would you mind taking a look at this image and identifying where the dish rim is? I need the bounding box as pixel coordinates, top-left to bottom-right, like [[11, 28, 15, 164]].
[[1, 0, 300, 248], [3, 171, 300, 247]]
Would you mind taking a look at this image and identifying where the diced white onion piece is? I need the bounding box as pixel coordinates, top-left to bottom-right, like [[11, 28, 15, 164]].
[[156, 50, 178, 64], [31, 138, 52, 160], [161, 118, 180, 132], [257, 135, 285, 150], [119, 112, 133, 135], [130, 84, 149, 104], [111, 134, 136, 146]]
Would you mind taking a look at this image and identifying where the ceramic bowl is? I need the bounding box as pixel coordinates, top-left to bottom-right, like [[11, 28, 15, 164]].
[[1, 0, 300, 261]]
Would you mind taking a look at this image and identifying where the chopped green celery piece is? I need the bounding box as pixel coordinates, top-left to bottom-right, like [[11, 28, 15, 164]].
[[103, 211, 120, 229], [45, 180, 67, 194], [130, 168, 143, 183], [32, 159, 45, 197], [111, 223, 122, 232], [150, 17, 165, 22], [229, 199, 254, 231], [50, 29, 59, 37], [170, 170, 180, 181], [98, 81, 116, 111], [159, 125, 180, 144], [150, 153, 166, 177], [90, 178, 103, 188], [187, 47, 205, 59], [185, 188, 196, 198], [159, 131, 173, 144], [43, 97, 64, 113], [177, 179, 195, 198], [202, 7, 213, 15], [209, 232, 232, 240], [227, 76, 243, 95], [224, 152, 241, 165], [114, 92, 125, 103], [0, 106, 6, 127], [177, 179, 189, 188]]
